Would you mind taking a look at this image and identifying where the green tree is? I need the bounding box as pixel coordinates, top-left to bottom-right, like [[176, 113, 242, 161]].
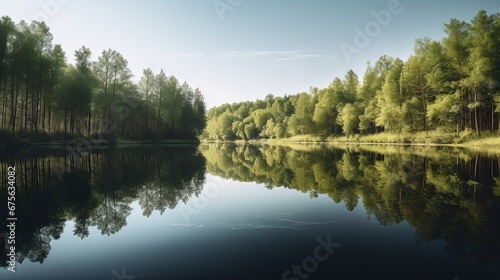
[[56, 65, 91, 135], [377, 58, 405, 132], [154, 70, 167, 135], [287, 92, 313, 135], [74, 46, 95, 136], [93, 49, 133, 135], [464, 10, 500, 134], [138, 68, 154, 132], [338, 103, 359, 137], [401, 39, 434, 132], [217, 111, 236, 140], [313, 88, 336, 134]]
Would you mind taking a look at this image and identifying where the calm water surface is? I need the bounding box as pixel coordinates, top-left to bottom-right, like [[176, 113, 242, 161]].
[[0, 144, 499, 279]]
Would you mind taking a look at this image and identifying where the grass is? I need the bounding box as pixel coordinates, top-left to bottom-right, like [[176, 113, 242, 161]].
[[464, 134, 500, 146], [326, 130, 498, 146], [252, 132, 462, 145], [254, 134, 326, 143], [208, 129, 500, 148]]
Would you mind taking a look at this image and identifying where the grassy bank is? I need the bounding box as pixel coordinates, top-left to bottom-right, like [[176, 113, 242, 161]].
[[224, 130, 500, 147], [330, 131, 500, 147]]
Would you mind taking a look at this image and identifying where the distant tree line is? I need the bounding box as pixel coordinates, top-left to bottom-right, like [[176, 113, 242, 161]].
[[0, 16, 206, 142], [202, 10, 500, 140]]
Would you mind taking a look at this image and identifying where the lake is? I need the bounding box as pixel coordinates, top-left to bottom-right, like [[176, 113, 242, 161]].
[[1, 143, 499, 280]]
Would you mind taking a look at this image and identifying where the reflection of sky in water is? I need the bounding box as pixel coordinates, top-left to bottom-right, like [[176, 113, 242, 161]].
[[2, 174, 498, 279]]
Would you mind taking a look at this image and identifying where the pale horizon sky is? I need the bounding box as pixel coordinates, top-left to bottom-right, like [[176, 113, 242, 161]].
[[1, 0, 499, 109]]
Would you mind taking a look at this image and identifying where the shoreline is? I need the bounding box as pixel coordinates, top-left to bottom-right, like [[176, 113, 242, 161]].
[[200, 132, 500, 148], [0, 136, 200, 154]]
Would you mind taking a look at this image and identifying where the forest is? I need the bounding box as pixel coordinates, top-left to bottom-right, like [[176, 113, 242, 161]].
[[202, 10, 500, 141], [0, 16, 206, 145]]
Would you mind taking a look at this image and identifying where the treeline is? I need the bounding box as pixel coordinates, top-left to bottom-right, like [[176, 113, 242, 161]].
[[0, 16, 206, 143], [202, 10, 500, 140]]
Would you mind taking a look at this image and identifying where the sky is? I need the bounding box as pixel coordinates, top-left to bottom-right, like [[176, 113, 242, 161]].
[[1, 0, 499, 109]]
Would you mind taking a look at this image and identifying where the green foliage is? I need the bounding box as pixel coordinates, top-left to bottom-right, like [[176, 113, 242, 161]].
[[338, 103, 359, 137], [313, 89, 336, 134], [288, 93, 314, 136], [0, 17, 206, 143], [200, 10, 500, 142], [273, 123, 286, 138], [427, 93, 461, 130], [217, 111, 236, 140]]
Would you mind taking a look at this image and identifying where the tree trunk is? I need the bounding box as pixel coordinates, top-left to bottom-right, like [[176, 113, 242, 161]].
[[87, 105, 91, 137], [10, 68, 17, 134], [474, 90, 480, 136], [24, 65, 29, 132], [64, 105, 67, 134], [421, 86, 428, 132], [491, 97, 494, 132], [497, 115, 500, 135], [1, 72, 7, 130], [145, 92, 148, 131]]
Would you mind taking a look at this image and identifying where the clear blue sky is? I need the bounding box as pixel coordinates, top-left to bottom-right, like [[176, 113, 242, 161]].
[[1, 0, 499, 108]]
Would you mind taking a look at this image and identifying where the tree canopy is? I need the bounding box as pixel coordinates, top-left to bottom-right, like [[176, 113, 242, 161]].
[[202, 10, 500, 140], [0, 16, 206, 143]]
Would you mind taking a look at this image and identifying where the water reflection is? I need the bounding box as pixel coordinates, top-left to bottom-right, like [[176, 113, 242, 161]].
[[199, 143, 500, 263], [0, 146, 206, 267], [0, 143, 499, 277]]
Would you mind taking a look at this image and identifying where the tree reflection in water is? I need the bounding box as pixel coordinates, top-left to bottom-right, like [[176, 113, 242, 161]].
[[1, 143, 500, 267], [0, 146, 206, 266], [200, 143, 500, 262]]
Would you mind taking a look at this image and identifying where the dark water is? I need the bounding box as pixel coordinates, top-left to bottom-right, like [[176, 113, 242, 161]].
[[0, 143, 499, 280]]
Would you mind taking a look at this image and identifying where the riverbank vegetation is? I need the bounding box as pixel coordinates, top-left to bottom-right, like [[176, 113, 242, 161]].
[[202, 10, 500, 144], [0, 16, 206, 148]]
